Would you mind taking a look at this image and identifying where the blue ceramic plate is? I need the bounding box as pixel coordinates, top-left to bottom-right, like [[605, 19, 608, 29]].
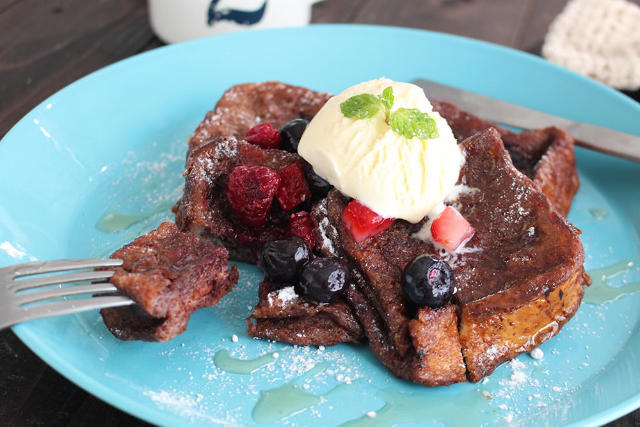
[[1, 25, 639, 426]]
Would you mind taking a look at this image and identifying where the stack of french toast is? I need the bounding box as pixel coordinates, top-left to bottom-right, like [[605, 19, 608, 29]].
[[102, 81, 589, 386]]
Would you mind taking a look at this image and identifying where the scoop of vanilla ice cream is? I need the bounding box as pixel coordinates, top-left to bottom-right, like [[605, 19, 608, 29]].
[[297, 78, 463, 223]]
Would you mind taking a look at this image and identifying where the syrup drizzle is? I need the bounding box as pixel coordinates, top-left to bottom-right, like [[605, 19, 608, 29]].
[[213, 349, 277, 374], [252, 363, 349, 423], [588, 208, 608, 219], [584, 258, 640, 304], [96, 200, 174, 233], [341, 388, 489, 426]]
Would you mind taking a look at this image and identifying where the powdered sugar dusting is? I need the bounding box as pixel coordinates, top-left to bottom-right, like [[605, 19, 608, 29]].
[[508, 359, 528, 385], [318, 217, 337, 255], [213, 137, 239, 159], [411, 198, 481, 267], [267, 286, 297, 306], [444, 184, 480, 203], [143, 389, 235, 425], [316, 201, 338, 256]]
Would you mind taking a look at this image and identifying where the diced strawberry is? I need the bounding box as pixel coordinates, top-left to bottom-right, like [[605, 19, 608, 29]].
[[430, 206, 475, 252], [342, 200, 394, 243], [245, 122, 281, 149], [276, 163, 312, 211], [288, 211, 314, 249], [226, 165, 280, 227]]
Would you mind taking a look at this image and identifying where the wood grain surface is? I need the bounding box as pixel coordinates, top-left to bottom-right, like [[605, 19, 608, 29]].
[[0, 0, 638, 425]]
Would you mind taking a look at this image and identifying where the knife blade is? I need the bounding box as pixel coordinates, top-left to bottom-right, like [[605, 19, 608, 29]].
[[412, 79, 640, 163]]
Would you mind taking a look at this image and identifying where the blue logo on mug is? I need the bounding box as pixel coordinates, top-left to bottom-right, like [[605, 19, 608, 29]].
[[207, 0, 268, 26]]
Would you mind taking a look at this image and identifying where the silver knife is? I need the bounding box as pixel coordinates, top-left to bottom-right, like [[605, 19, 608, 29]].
[[413, 79, 640, 163]]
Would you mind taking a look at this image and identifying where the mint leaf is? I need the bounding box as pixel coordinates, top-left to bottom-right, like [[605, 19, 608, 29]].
[[379, 86, 394, 115], [389, 108, 439, 140], [340, 86, 438, 140], [340, 94, 384, 119]]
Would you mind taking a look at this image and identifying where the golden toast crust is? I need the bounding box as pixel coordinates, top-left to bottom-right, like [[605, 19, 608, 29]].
[[460, 268, 586, 382]]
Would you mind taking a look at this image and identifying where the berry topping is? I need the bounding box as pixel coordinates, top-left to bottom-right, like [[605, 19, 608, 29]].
[[430, 206, 475, 252], [226, 165, 280, 227], [260, 237, 311, 283], [245, 122, 281, 149], [288, 211, 315, 250], [298, 257, 349, 303], [402, 255, 454, 309], [342, 199, 394, 243], [276, 163, 312, 211], [302, 163, 333, 198], [279, 118, 309, 153]]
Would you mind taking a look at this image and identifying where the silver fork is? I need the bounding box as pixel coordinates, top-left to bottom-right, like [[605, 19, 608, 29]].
[[0, 258, 135, 330]]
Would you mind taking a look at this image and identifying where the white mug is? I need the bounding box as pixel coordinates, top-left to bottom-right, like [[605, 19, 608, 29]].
[[149, 0, 321, 44]]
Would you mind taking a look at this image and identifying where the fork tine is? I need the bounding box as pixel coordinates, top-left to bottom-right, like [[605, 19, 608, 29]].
[[10, 258, 123, 278], [10, 270, 116, 292], [15, 283, 119, 306], [21, 295, 134, 323]]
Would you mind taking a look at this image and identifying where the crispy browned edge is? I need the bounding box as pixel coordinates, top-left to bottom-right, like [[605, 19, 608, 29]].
[[188, 81, 332, 155], [460, 268, 586, 381]]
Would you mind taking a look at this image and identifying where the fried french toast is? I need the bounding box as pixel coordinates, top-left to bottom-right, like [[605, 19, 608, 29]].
[[176, 81, 586, 384], [432, 100, 579, 216], [311, 128, 586, 384], [101, 222, 238, 342]]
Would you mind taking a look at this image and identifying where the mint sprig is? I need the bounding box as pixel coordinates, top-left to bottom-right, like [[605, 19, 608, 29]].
[[339, 86, 439, 140], [340, 93, 384, 119], [389, 108, 439, 140], [380, 86, 394, 113]]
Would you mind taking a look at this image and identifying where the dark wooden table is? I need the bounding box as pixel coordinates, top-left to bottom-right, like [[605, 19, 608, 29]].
[[1, 1, 638, 425]]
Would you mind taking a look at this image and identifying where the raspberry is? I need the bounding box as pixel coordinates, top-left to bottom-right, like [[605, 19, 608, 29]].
[[276, 163, 312, 211], [342, 199, 394, 243], [288, 211, 315, 250], [245, 122, 281, 149], [226, 165, 280, 227]]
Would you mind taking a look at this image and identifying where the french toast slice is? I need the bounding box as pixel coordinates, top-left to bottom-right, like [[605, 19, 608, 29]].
[[176, 82, 332, 263], [313, 128, 586, 384], [433, 100, 579, 216], [175, 136, 302, 263], [188, 81, 331, 156], [100, 222, 239, 342], [248, 280, 364, 346]]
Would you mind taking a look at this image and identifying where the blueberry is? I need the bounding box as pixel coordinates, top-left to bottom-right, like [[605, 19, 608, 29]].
[[260, 237, 311, 283], [402, 255, 454, 309], [297, 257, 349, 303], [280, 119, 309, 153], [303, 162, 333, 198]]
